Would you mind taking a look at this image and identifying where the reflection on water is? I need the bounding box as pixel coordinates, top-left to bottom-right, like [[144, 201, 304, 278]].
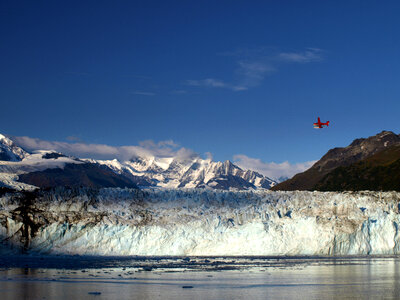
[[0, 257, 399, 299]]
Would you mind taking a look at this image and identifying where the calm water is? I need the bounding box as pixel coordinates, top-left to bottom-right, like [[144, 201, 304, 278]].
[[0, 256, 399, 299]]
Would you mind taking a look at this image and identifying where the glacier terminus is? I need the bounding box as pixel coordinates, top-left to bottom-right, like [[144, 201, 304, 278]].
[[1, 188, 399, 256]]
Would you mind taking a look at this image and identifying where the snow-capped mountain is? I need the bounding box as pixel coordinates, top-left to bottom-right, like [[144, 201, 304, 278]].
[[0, 133, 277, 190], [0, 134, 28, 161], [90, 156, 277, 190]]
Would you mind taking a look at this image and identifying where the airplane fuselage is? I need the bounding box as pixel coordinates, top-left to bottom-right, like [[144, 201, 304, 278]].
[[313, 118, 329, 129]]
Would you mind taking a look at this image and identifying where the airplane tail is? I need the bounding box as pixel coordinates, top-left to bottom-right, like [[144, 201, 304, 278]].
[[327, 121, 330, 126]]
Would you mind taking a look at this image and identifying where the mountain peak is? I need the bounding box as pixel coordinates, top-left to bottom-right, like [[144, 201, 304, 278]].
[[0, 133, 277, 191], [350, 130, 399, 146], [378, 130, 396, 136], [272, 130, 400, 191], [0, 134, 28, 161]]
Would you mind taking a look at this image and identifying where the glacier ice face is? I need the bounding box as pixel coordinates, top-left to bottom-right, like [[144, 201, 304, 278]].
[[1, 188, 400, 256]]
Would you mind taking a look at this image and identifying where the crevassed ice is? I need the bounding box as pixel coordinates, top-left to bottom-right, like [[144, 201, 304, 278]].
[[1, 189, 399, 256]]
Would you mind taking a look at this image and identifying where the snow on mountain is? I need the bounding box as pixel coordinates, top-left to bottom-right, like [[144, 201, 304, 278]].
[[90, 156, 277, 190], [1, 188, 399, 256], [0, 150, 84, 190], [0, 134, 28, 162], [0, 133, 276, 190]]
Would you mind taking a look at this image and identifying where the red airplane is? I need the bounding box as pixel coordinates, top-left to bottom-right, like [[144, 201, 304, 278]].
[[313, 117, 330, 129]]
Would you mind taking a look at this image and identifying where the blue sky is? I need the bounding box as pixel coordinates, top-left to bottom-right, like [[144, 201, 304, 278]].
[[1, 1, 400, 178]]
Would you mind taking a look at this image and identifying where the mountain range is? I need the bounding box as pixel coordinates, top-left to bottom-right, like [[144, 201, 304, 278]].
[[3, 130, 400, 192], [0, 134, 277, 191]]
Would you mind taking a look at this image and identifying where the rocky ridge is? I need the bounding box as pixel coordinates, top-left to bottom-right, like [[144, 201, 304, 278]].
[[272, 131, 400, 191]]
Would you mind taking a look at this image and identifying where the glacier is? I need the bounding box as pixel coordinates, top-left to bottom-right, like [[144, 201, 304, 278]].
[[1, 188, 400, 256]]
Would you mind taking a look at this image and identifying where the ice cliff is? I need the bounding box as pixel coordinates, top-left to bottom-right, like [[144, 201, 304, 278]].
[[1, 188, 400, 256]]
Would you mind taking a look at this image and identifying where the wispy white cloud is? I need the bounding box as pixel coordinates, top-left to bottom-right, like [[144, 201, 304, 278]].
[[12, 136, 316, 180], [186, 78, 226, 88], [278, 48, 323, 63], [13, 136, 197, 161], [138, 139, 179, 149], [236, 60, 275, 88], [233, 154, 316, 180], [186, 47, 324, 92], [185, 78, 246, 91]]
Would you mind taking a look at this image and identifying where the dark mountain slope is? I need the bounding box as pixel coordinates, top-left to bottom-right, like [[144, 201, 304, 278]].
[[314, 144, 400, 191], [18, 163, 137, 189], [272, 131, 400, 191]]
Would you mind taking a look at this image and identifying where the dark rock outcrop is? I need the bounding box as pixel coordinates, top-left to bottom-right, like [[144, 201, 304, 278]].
[[17, 163, 138, 189]]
